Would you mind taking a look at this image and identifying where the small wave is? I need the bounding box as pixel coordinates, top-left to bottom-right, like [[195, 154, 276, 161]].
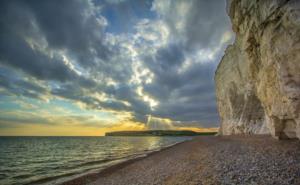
[[72, 158, 112, 168], [24, 172, 78, 185], [30, 159, 59, 164], [0, 173, 8, 179], [13, 174, 33, 179], [0, 169, 14, 173]]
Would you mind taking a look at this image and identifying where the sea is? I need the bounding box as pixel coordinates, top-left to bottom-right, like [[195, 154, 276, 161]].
[[0, 136, 192, 185]]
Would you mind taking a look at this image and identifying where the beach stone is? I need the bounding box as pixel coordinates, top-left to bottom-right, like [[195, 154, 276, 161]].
[[215, 0, 300, 139]]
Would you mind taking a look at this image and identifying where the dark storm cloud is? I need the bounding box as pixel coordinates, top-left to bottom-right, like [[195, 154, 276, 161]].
[[144, 53, 216, 95], [0, 66, 48, 100], [153, 0, 231, 50], [143, 55, 220, 125], [112, 85, 149, 111], [0, 0, 106, 83], [135, 0, 233, 126], [142, 44, 186, 99], [27, 0, 111, 66], [0, 0, 129, 111], [0, 1, 72, 82], [49, 82, 150, 124], [0, 0, 232, 128], [146, 43, 185, 73], [184, 1, 230, 50], [0, 36, 75, 82]]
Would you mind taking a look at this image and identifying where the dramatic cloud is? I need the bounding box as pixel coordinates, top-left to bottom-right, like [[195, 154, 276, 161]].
[[0, 0, 233, 132]]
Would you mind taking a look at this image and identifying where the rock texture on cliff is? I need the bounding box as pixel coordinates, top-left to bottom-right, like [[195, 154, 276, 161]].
[[215, 0, 300, 139]]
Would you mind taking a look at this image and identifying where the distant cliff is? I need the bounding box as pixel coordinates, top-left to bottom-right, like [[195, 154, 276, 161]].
[[215, 0, 300, 139], [105, 130, 217, 136]]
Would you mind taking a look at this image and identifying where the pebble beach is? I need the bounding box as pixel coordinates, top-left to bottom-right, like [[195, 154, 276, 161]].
[[62, 135, 300, 185]]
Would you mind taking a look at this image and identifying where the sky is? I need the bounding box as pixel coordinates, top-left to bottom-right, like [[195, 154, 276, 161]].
[[0, 0, 233, 136]]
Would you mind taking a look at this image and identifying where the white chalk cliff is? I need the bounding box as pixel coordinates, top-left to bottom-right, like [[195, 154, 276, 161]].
[[215, 0, 300, 139]]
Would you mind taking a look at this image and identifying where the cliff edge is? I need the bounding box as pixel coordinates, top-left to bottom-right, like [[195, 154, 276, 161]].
[[215, 0, 300, 139]]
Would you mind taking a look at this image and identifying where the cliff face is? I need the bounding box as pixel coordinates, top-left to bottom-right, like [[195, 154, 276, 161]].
[[215, 0, 300, 139]]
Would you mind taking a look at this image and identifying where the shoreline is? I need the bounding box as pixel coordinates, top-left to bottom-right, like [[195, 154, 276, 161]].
[[61, 135, 300, 185], [59, 137, 193, 185]]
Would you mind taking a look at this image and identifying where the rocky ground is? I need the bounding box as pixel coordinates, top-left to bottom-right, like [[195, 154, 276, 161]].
[[63, 135, 300, 185]]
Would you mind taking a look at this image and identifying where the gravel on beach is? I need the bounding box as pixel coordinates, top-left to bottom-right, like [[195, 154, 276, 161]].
[[63, 135, 300, 185]]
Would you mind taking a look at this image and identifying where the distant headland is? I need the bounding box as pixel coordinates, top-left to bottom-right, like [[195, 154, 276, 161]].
[[105, 130, 217, 136]]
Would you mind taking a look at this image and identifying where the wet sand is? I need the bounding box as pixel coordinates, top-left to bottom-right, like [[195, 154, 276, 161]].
[[62, 135, 300, 185]]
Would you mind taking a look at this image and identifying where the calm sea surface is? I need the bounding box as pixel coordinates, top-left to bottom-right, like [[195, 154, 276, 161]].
[[0, 136, 191, 185]]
